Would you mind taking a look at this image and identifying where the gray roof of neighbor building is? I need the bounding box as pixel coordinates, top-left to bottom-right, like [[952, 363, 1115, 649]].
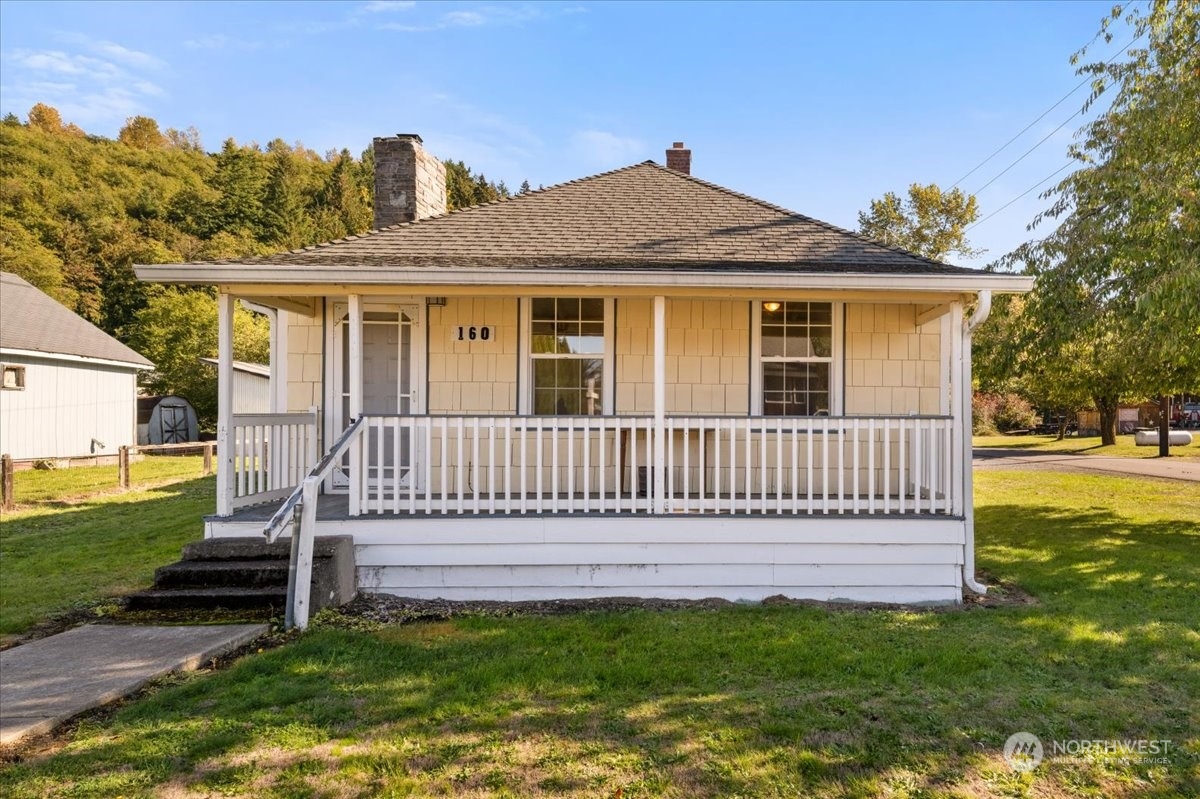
[[199, 357, 270, 377], [0, 272, 153, 368], [195, 161, 977, 274]]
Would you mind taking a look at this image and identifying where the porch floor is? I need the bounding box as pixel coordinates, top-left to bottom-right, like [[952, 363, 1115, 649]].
[[212, 493, 958, 524]]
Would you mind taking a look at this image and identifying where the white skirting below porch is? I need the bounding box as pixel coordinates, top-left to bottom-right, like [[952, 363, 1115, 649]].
[[207, 514, 966, 605]]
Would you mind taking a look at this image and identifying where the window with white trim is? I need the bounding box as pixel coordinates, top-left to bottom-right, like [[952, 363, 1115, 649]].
[[2, 364, 25, 391], [757, 301, 837, 415], [526, 298, 611, 415]]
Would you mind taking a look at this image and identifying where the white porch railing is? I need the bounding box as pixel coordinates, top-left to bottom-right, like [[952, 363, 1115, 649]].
[[351, 414, 956, 517], [231, 411, 319, 509]]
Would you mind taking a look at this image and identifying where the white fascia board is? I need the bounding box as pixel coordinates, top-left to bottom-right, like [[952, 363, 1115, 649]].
[[135, 263, 1035, 294], [0, 347, 152, 371]]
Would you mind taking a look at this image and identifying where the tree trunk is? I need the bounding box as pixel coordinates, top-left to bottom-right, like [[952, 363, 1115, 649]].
[[1096, 394, 1119, 446], [1056, 412, 1068, 441], [1158, 395, 1170, 458]]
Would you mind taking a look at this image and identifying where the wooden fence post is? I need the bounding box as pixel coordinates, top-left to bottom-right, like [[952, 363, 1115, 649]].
[[1, 454, 13, 511], [203, 442, 214, 476], [118, 446, 131, 489]]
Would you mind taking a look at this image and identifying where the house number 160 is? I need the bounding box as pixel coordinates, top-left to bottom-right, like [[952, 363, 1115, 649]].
[[456, 326, 491, 341]]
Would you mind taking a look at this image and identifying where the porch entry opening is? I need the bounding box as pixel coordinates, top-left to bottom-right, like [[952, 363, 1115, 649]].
[[333, 304, 422, 490]]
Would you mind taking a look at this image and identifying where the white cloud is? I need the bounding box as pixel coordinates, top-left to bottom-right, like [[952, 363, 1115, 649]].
[[183, 34, 261, 51], [56, 32, 164, 69], [443, 10, 485, 26], [9, 49, 119, 79], [361, 0, 416, 12], [3, 38, 165, 128], [90, 40, 164, 70], [378, 4, 547, 32], [571, 130, 645, 168]]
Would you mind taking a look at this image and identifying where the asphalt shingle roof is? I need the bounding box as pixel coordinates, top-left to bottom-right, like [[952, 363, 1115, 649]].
[[205, 161, 976, 274], [0, 272, 153, 368]]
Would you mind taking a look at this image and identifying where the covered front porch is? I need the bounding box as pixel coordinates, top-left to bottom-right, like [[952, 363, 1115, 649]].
[[213, 291, 974, 522]]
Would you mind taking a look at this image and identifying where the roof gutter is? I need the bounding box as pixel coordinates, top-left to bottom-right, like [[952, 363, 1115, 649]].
[[135, 263, 1035, 294], [962, 290, 992, 596], [0, 347, 153, 371]]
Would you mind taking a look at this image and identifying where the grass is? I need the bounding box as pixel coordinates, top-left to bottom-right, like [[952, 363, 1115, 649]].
[[1, 470, 1196, 797], [0, 466, 213, 637], [973, 433, 1200, 458], [7, 454, 209, 505]]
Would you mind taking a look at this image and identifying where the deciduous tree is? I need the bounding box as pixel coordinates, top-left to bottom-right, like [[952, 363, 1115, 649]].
[[1005, 0, 1199, 446], [857, 183, 982, 261]]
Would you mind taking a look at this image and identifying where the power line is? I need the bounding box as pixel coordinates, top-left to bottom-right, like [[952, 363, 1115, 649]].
[[966, 162, 1073, 232], [949, 28, 1145, 192], [968, 114, 1081, 197]]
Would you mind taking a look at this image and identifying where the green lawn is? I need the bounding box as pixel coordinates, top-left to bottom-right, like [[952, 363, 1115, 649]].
[[974, 433, 1200, 458], [1, 470, 1196, 797], [0, 468, 212, 637], [6, 455, 209, 505]]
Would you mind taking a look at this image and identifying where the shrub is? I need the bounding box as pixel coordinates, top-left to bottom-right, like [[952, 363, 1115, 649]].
[[974, 392, 1040, 434]]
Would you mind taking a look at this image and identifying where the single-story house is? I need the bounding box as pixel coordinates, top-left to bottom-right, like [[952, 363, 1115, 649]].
[[137, 136, 1032, 605], [0, 271, 153, 460]]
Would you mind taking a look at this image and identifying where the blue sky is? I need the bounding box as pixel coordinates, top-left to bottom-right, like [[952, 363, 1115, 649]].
[[0, 0, 1133, 267]]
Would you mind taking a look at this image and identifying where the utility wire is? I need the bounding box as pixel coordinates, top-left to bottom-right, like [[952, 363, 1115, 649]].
[[968, 114, 1082, 197], [971, 33, 1200, 231], [949, 28, 1145, 192], [966, 162, 1073, 232]]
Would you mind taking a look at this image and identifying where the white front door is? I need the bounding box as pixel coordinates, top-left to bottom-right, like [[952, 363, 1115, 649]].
[[331, 303, 423, 490]]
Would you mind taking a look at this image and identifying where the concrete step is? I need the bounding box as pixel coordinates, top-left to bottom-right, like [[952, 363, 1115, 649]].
[[127, 535, 358, 615], [153, 559, 291, 589], [181, 536, 353, 562], [124, 586, 288, 612]]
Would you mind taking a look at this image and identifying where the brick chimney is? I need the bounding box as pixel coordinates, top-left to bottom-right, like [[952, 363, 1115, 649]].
[[665, 141, 691, 175], [372, 134, 447, 228]]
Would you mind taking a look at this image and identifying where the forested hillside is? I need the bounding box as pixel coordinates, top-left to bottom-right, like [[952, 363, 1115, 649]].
[[0, 104, 511, 427]]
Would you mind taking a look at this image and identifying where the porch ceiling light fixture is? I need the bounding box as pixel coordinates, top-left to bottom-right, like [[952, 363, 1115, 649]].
[[763, 301, 782, 313]]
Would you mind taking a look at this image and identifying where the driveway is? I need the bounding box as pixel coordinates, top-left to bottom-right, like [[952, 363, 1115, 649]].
[[973, 448, 1200, 482]]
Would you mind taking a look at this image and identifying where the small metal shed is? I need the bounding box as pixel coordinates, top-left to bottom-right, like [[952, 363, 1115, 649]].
[[137, 396, 199, 445]]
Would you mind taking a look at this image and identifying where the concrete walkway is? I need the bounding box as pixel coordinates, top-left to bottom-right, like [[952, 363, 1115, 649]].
[[974, 448, 1200, 482], [0, 623, 266, 746]]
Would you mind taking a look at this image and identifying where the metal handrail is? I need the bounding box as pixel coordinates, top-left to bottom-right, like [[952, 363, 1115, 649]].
[[263, 416, 364, 543]]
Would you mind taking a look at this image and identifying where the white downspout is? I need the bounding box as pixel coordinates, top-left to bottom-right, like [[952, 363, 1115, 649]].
[[962, 290, 992, 595]]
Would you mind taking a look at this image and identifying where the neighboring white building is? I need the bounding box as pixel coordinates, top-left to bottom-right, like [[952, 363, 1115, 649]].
[[200, 358, 271, 414], [0, 272, 153, 460]]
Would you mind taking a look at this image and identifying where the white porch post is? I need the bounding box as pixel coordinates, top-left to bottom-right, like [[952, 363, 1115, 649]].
[[949, 302, 964, 516], [216, 292, 235, 516], [348, 294, 364, 516], [653, 295, 666, 513]]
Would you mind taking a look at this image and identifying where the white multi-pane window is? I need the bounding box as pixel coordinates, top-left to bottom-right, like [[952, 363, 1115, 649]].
[[758, 301, 835, 416], [529, 298, 607, 415]]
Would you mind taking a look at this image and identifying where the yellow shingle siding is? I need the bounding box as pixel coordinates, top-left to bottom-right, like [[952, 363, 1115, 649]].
[[427, 298, 518, 413], [616, 299, 749, 414], [844, 304, 942, 415]]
